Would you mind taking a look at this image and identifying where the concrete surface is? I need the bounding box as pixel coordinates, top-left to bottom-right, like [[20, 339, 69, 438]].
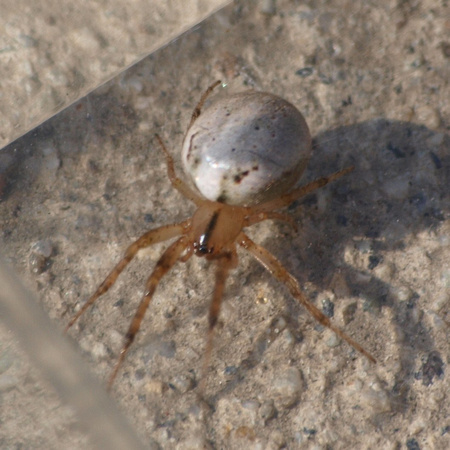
[[0, 0, 228, 147], [0, 0, 449, 448]]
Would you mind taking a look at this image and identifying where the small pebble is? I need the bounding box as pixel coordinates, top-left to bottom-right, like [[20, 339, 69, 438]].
[[176, 434, 209, 450], [260, 0, 276, 15], [90, 341, 108, 360], [269, 316, 287, 336], [417, 351, 444, 386], [272, 367, 304, 409], [409, 419, 426, 435], [390, 285, 414, 302], [169, 372, 195, 394], [266, 430, 286, 449], [406, 438, 420, 450], [29, 240, 53, 274], [233, 426, 256, 441], [360, 381, 392, 413], [355, 239, 371, 253], [413, 105, 441, 129], [295, 67, 314, 77], [142, 335, 176, 361], [241, 399, 260, 412], [144, 379, 165, 395], [325, 330, 341, 348], [321, 298, 335, 318], [342, 302, 357, 324], [259, 399, 276, 423]]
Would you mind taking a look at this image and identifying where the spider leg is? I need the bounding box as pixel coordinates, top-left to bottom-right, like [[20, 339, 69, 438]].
[[187, 80, 222, 130], [154, 81, 221, 205], [108, 236, 190, 388], [65, 220, 190, 331], [155, 134, 203, 205], [198, 251, 237, 393], [252, 166, 354, 213], [244, 211, 298, 232], [238, 232, 376, 363]]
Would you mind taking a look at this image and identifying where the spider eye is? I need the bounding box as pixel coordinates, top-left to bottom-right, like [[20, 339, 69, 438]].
[[197, 246, 211, 255], [196, 234, 214, 255]]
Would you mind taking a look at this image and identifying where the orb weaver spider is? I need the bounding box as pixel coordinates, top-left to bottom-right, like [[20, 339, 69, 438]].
[[66, 81, 375, 391]]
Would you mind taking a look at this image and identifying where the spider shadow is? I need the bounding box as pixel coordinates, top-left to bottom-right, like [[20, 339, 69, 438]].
[[209, 119, 449, 405]]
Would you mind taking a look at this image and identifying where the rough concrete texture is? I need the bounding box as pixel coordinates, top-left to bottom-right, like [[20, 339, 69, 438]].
[[1, 0, 449, 448], [0, 0, 227, 147]]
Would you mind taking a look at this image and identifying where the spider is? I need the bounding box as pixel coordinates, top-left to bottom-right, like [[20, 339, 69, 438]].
[[66, 81, 376, 391]]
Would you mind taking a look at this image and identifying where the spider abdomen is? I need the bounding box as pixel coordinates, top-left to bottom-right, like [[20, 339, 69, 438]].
[[182, 90, 312, 206]]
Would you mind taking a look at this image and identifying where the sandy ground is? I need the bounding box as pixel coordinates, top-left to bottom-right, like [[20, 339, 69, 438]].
[[0, 0, 449, 448]]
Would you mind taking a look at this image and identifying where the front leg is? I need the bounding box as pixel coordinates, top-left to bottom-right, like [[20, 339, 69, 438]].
[[108, 236, 189, 388], [66, 220, 190, 331]]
